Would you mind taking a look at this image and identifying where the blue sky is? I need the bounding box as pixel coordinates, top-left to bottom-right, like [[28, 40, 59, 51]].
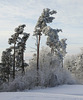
[[0, 0, 83, 61]]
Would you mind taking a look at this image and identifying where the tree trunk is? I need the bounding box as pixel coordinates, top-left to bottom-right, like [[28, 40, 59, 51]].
[[51, 48, 54, 54], [22, 48, 24, 74], [36, 34, 41, 86], [13, 43, 15, 79], [8, 64, 10, 82], [62, 59, 63, 68]]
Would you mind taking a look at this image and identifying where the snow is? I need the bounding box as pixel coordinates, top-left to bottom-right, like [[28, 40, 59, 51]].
[[1, 85, 83, 100]]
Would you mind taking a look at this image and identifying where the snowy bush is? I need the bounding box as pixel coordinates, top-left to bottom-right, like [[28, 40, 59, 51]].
[[28, 47, 75, 87], [64, 48, 83, 84], [0, 47, 75, 92]]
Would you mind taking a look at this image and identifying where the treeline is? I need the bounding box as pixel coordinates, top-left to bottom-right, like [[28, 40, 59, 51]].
[[0, 8, 75, 91]]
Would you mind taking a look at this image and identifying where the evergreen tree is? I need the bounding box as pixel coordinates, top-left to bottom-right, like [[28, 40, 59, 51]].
[[16, 32, 30, 73], [0, 48, 12, 82], [42, 24, 67, 68], [8, 24, 30, 78], [33, 8, 56, 85]]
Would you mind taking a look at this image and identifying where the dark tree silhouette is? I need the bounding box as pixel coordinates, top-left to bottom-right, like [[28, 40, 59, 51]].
[[8, 24, 30, 78], [1, 48, 12, 82]]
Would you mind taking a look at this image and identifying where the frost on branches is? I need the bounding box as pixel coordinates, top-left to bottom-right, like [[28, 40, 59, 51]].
[[33, 8, 57, 85], [0, 8, 75, 92], [64, 48, 83, 83], [29, 47, 75, 87], [33, 8, 67, 68], [42, 26, 67, 67], [0, 47, 75, 92], [34, 8, 57, 35], [0, 24, 30, 82]]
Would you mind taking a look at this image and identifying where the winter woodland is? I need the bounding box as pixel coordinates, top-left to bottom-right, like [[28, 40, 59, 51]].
[[0, 8, 82, 92]]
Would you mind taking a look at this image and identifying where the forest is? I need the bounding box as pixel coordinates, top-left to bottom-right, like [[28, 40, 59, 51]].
[[0, 8, 82, 92]]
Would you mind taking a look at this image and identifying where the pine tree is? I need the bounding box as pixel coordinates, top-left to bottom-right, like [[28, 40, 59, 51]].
[[16, 32, 30, 73], [33, 8, 57, 85], [1, 48, 12, 82], [8, 24, 30, 78], [42, 23, 67, 68]]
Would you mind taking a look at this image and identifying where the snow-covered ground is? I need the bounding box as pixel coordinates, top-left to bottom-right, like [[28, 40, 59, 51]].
[[0, 85, 83, 100]]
